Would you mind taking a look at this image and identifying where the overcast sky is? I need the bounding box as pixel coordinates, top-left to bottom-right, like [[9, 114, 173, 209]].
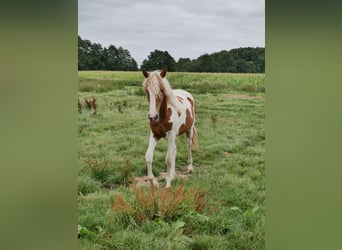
[[78, 0, 264, 66]]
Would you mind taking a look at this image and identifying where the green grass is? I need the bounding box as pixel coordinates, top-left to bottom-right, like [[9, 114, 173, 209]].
[[78, 71, 265, 249], [79, 71, 265, 94]]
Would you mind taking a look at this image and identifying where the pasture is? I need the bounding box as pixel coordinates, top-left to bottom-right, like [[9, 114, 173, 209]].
[[78, 71, 265, 249]]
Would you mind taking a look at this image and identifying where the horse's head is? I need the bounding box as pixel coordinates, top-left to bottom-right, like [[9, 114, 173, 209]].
[[142, 68, 167, 122]]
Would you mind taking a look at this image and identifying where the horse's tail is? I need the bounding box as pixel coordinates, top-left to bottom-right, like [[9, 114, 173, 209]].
[[192, 127, 198, 150]]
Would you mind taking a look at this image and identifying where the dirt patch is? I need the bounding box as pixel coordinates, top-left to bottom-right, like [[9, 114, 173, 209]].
[[224, 94, 262, 99], [131, 176, 151, 188], [131, 166, 190, 188], [224, 152, 232, 157]]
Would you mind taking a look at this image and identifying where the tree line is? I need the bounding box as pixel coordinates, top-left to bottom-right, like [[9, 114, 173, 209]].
[[78, 36, 264, 73], [78, 36, 138, 71]]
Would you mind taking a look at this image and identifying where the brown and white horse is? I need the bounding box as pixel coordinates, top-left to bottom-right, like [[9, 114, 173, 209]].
[[142, 68, 198, 188]]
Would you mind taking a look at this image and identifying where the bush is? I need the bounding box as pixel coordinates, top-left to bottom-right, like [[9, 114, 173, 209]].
[[112, 182, 208, 224]]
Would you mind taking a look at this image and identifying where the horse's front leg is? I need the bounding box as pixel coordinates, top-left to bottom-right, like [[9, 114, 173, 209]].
[[145, 131, 159, 187], [165, 131, 177, 188]]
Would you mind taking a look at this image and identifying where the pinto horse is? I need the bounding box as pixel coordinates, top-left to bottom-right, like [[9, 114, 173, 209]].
[[142, 68, 198, 188]]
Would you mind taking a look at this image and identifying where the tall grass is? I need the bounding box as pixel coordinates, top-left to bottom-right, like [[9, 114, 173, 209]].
[[78, 71, 265, 94]]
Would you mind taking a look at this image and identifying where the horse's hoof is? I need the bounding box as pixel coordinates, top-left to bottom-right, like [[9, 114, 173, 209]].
[[152, 180, 159, 187], [148, 178, 159, 187]]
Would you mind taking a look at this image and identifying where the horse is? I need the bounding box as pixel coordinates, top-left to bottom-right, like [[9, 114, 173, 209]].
[[142, 68, 198, 188]]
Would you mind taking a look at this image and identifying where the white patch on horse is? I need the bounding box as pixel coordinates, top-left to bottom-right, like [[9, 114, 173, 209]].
[[147, 89, 158, 120], [172, 89, 195, 135]]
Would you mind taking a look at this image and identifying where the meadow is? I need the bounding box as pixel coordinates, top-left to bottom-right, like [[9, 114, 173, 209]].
[[78, 71, 265, 249]]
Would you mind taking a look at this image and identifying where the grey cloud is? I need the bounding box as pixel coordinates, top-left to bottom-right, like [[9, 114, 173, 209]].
[[78, 0, 264, 66]]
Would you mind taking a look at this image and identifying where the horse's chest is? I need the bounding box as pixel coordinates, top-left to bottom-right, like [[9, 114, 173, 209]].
[[150, 107, 173, 139], [150, 121, 173, 139]]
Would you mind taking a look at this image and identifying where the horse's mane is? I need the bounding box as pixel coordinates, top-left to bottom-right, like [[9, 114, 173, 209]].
[[143, 71, 181, 111]]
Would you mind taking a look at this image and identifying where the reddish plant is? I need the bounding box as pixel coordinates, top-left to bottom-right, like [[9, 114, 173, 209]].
[[112, 182, 208, 224]]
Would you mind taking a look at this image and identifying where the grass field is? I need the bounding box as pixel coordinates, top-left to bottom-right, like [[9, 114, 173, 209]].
[[78, 71, 265, 249]]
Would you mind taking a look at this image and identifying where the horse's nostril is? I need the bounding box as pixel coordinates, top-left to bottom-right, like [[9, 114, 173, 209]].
[[148, 114, 154, 121], [148, 114, 158, 122]]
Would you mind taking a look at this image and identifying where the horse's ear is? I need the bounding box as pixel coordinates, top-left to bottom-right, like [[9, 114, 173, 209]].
[[142, 70, 149, 78], [160, 67, 167, 78]]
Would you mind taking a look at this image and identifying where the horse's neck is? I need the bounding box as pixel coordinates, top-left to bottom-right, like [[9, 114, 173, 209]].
[[159, 93, 170, 119]]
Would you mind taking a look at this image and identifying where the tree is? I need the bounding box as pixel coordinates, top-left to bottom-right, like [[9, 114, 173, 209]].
[[78, 35, 264, 72], [195, 54, 210, 72], [141, 50, 176, 71], [78, 36, 138, 71], [236, 59, 257, 73], [176, 58, 191, 72], [78, 36, 94, 70], [103, 45, 118, 70], [89, 43, 104, 70], [173, 47, 265, 73], [116, 47, 138, 71]]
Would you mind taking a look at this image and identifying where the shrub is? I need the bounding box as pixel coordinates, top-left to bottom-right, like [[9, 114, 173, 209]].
[[84, 97, 97, 114], [112, 182, 208, 224]]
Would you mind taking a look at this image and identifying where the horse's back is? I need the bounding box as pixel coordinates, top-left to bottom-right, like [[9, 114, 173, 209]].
[[173, 89, 194, 102], [170, 89, 196, 136]]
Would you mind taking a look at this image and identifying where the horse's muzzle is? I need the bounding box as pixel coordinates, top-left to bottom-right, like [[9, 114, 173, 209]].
[[148, 114, 159, 122]]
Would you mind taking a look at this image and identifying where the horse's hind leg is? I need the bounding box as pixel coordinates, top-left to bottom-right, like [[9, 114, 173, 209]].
[[145, 132, 159, 187], [186, 129, 193, 173]]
